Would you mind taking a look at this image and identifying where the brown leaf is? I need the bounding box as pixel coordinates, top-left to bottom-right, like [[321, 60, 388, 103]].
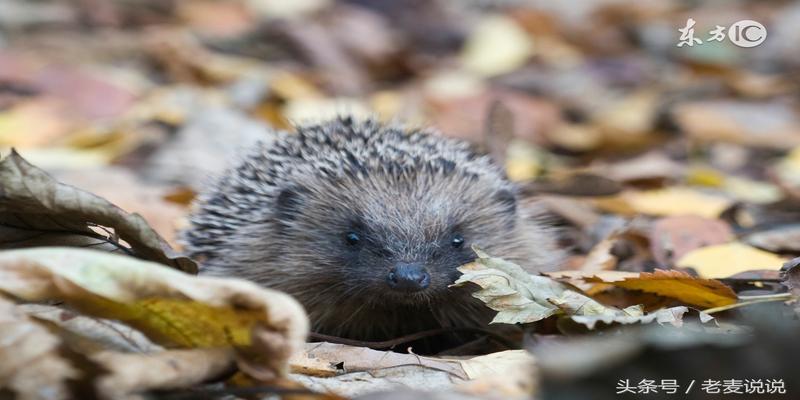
[[650, 215, 734, 267], [482, 100, 514, 166], [92, 348, 235, 398], [291, 342, 469, 379], [744, 224, 800, 253], [674, 101, 800, 150], [574, 231, 622, 272], [291, 343, 536, 398], [592, 152, 686, 183], [0, 150, 196, 273], [0, 296, 82, 400], [520, 173, 622, 197]]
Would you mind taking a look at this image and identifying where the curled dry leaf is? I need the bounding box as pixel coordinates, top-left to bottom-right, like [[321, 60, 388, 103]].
[[783, 257, 800, 315], [452, 247, 694, 329], [2, 296, 238, 400], [0, 296, 81, 400], [91, 348, 236, 399], [584, 269, 738, 309], [0, 247, 308, 382], [451, 247, 573, 324], [570, 306, 690, 330], [290, 343, 536, 399], [0, 150, 197, 273], [456, 350, 537, 398], [291, 342, 468, 379], [19, 304, 160, 354]]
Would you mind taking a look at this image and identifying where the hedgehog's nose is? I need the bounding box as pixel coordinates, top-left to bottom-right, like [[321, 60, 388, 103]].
[[387, 263, 430, 292]]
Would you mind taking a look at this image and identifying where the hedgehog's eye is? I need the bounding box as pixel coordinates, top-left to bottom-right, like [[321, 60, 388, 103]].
[[345, 232, 361, 246], [451, 234, 465, 249]]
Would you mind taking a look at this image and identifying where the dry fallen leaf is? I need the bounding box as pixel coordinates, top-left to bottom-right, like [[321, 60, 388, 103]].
[[290, 343, 536, 399], [0, 150, 196, 273], [461, 15, 534, 77], [452, 248, 694, 329], [569, 306, 690, 330], [574, 231, 623, 272], [743, 224, 800, 253], [451, 247, 573, 324], [0, 247, 308, 382], [649, 215, 734, 266], [91, 348, 236, 399], [2, 294, 239, 400], [783, 257, 800, 315], [676, 242, 788, 278], [593, 187, 733, 218], [520, 173, 622, 198], [585, 269, 738, 309], [0, 295, 81, 400], [291, 342, 468, 379], [457, 350, 536, 398], [774, 145, 800, 198], [674, 101, 800, 150]]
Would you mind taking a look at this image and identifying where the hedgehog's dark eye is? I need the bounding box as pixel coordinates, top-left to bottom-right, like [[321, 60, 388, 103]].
[[345, 232, 361, 246], [451, 234, 465, 249]]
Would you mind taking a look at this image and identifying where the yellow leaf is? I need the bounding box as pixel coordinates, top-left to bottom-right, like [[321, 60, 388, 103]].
[[676, 242, 788, 278], [0, 247, 308, 379], [594, 187, 732, 218], [687, 166, 783, 203], [687, 166, 726, 187], [461, 15, 534, 77], [505, 140, 543, 181], [723, 176, 783, 204], [587, 269, 737, 308], [776, 145, 800, 188]]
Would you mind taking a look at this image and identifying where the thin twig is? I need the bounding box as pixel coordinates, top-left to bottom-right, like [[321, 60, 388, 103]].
[[704, 293, 795, 314], [308, 326, 517, 350]]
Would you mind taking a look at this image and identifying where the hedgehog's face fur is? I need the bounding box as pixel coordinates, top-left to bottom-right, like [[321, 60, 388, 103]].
[[272, 170, 520, 307], [184, 118, 562, 341]]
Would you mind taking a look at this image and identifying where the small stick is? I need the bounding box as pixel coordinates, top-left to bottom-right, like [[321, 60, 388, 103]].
[[703, 293, 795, 314], [308, 326, 517, 350]]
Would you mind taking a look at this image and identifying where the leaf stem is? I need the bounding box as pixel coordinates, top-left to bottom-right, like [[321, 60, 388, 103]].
[[703, 293, 795, 314], [736, 293, 794, 301]]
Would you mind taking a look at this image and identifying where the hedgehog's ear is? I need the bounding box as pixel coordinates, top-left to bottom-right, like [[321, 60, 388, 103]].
[[494, 188, 517, 215], [275, 186, 307, 221]]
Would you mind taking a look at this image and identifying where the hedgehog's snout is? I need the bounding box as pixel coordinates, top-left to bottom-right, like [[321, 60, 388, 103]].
[[386, 262, 430, 292]]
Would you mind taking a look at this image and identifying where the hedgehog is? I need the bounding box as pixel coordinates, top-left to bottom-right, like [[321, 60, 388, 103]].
[[183, 117, 562, 348]]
